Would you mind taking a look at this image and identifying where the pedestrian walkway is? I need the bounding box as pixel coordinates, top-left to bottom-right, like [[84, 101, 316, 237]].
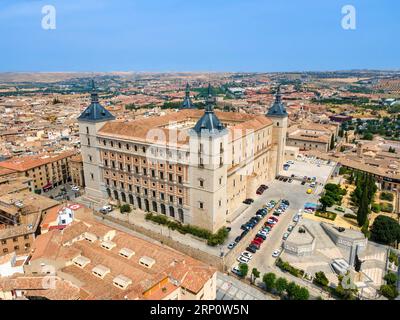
[[217, 272, 275, 300]]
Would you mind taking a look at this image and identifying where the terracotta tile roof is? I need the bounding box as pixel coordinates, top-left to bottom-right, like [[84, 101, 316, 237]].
[[0, 150, 76, 172], [25, 219, 217, 300]]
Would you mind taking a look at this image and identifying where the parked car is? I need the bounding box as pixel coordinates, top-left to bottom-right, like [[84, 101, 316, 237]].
[[235, 236, 242, 243], [241, 251, 253, 259], [270, 216, 279, 222], [246, 246, 257, 253], [241, 224, 250, 231], [231, 266, 242, 276], [237, 256, 250, 264], [226, 227, 232, 232], [260, 184, 268, 190], [287, 225, 294, 232], [288, 179, 293, 183], [272, 249, 281, 258], [250, 242, 260, 249], [282, 199, 289, 205], [227, 242, 236, 249], [282, 232, 289, 240], [99, 208, 108, 214], [243, 198, 254, 205], [101, 205, 113, 212], [283, 177, 288, 182], [301, 181, 306, 185], [293, 215, 299, 222], [71, 186, 80, 192], [257, 233, 267, 240], [273, 211, 281, 217]]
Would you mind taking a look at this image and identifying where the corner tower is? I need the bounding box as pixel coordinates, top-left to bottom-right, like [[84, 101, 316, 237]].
[[180, 83, 196, 109], [266, 86, 288, 177], [77, 81, 115, 201], [188, 84, 229, 233]]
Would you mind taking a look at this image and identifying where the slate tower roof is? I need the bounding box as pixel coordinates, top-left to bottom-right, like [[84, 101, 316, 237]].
[[180, 83, 196, 109], [77, 81, 115, 123], [192, 84, 226, 134], [266, 86, 288, 118]]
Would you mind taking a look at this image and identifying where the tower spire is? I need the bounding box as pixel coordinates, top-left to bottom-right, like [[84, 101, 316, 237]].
[[90, 80, 99, 103], [266, 84, 287, 117]]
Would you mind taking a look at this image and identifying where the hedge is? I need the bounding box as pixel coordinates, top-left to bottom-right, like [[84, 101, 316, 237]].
[[380, 192, 394, 202], [315, 211, 337, 221], [344, 213, 357, 220], [380, 202, 393, 213], [276, 258, 305, 278], [145, 213, 228, 246]]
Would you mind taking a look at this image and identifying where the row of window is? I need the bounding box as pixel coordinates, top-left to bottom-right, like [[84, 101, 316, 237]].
[[104, 165, 184, 183], [1, 235, 29, 244], [107, 186, 184, 205], [2, 243, 30, 253]]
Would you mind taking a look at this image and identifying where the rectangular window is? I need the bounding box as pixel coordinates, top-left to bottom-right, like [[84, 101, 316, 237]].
[[199, 202, 204, 209], [178, 176, 182, 184]]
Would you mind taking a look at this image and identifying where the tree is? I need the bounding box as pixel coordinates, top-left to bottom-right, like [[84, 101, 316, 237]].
[[320, 194, 335, 211], [275, 277, 288, 296], [362, 132, 373, 140], [313, 271, 329, 287], [295, 287, 310, 300], [238, 263, 248, 278], [251, 268, 260, 284], [263, 272, 276, 292], [384, 272, 398, 286], [120, 204, 131, 214], [370, 215, 400, 245], [357, 186, 369, 227], [380, 284, 399, 300], [286, 281, 298, 299]]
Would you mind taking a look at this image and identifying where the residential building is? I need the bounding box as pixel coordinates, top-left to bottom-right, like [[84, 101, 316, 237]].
[[0, 151, 77, 193], [69, 154, 85, 187], [0, 217, 218, 300]]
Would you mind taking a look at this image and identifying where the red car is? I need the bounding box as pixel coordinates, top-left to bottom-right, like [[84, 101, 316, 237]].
[[254, 236, 264, 243], [250, 241, 260, 249], [270, 216, 279, 222], [253, 238, 263, 245], [265, 222, 274, 228]]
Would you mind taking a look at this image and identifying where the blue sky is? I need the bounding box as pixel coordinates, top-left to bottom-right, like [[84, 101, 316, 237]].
[[0, 0, 399, 72]]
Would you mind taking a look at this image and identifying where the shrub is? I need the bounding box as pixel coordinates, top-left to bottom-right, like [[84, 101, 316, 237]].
[[380, 284, 399, 300], [313, 271, 329, 288], [371, 203, 381, 213], [384, 272, 398, 286], [389, 251, 399, 266], [145, 213, 228, 246], [380, 202, 393, 213], [120, 204, 131, 214], [380, 192, 394, 202], [238, 263, 248, 278], [315, 211, 337, 221], [276, 258, 304, 278], [344, 213, 357, 220]]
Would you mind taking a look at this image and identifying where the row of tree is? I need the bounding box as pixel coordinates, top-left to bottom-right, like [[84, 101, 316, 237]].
[[237, 265, 310, 300]]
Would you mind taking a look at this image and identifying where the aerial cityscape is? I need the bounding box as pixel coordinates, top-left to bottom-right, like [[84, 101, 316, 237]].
[[0, 0, 399, 309]]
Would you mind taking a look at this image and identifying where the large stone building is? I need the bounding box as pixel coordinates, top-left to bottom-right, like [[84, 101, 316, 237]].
[[78, 85, 288, 232]]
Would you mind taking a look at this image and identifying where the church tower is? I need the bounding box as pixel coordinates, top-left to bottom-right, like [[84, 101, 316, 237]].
[[77, 81, 115, 201], [188, 84, 228, 232], [180, 83, 196, 109], [266, 86, 288, 177]]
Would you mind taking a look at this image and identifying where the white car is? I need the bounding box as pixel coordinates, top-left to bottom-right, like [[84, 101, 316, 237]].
[[237, 256, 250, 264], [272, 250, 281, 258], [258, 230, 268, 236], [286, 160, 295, 165], [227, 242, 236, 249], [267, 219, 277, 225], [71, 186, 80, 192], [241, 251, 253, 259], [102, 205, 112, 212]]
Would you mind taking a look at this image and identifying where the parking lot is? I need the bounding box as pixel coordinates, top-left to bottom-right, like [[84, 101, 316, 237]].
[[226, 159, 336, 274]]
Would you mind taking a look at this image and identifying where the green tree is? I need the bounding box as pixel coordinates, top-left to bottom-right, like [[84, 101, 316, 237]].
[[286, 281, 298, 299], [370, 215, 400, 245], [263, 272, 276, 292], [313, 271, 329, 287], [384, 272, 398, 286], [120, 204, 131, 214], [238, 263, 248, 278], [380, 284, 399, 300], [275, 277, 288, 296], [320, 194, 335, 211], [357, 186, 369, 227], [295, 287, 310, 300], [251, 268, 260, 284]]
